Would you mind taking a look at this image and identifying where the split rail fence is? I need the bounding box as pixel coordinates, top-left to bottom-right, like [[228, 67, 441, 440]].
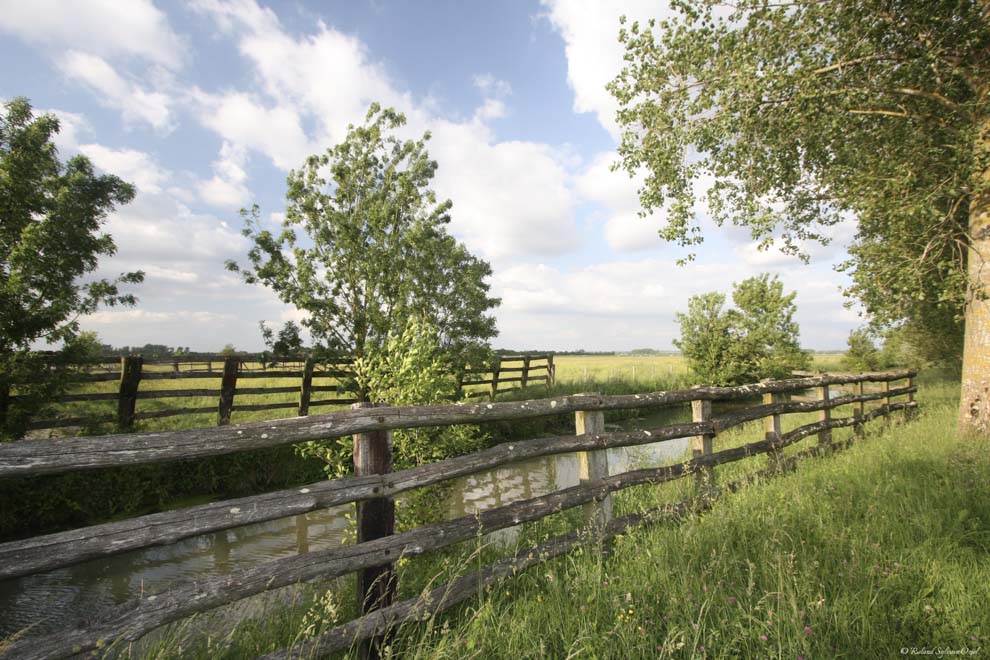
[[458, 353, 555, 399], [0, 369, 915, 659], [4, 353, 554, 433]]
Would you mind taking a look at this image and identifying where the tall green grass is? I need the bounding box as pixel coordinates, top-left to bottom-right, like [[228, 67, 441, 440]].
[[381, 371, 988, 659]]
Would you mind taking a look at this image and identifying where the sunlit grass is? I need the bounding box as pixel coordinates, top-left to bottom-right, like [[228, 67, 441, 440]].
[[377, 370, 987, 659]]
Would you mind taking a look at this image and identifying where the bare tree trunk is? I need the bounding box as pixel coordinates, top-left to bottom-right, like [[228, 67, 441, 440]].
[[959, 114, 990, 436]]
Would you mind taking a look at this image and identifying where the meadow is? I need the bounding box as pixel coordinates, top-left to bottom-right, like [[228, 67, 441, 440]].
[[551, 352, 844, 389]]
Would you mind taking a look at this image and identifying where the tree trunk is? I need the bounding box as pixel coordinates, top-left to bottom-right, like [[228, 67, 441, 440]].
[[959, 114, 990, 436]]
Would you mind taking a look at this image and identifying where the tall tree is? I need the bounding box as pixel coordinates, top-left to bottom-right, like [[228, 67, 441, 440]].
[[843, 328, 883, 372], [673, 291, 735, 385], [259, 321, 305, 358], [228, 104, 499, 385], [609, 1, 990, 433], [675, 274, 809, 385], [0, 98, 142, 437]]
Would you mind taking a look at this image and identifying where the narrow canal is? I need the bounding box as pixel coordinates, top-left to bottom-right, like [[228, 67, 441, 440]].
[[0, 403, 707, 639]]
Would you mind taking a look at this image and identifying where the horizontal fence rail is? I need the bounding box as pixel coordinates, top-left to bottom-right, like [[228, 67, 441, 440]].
[[0, 369, 917, 659], [0, 371, 911, 478], [0, 386, 917, 580]]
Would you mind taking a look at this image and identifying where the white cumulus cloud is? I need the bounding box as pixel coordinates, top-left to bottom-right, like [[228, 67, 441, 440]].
[[78, 143, 169, 194], [59, 51, 172, 131], [198, 141, 252, 208], [541, 0, 668, 139], [189, 0, 583, 265], [0, 0, 185, 69]]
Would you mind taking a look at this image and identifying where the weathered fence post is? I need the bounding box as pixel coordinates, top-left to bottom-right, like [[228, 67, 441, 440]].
[[691, 397, 715, 499], [763, 388, 783, 472], [297, 358, 314, 417], [352, 401, 396, 659], [575, 394, 612, 535], [906, 375, 916, 420], [521, 356, 530, 388], [490, 363, 500, 401], [455, 369, 465, 400], [0, 383, 9, 432], [817, 384, 832, 450], [547, 353, 555, 387], [882, 378, 891, 428], [117, 356, 143, 430], [217, 357, 239, 426], [854, 380, 866, 439]]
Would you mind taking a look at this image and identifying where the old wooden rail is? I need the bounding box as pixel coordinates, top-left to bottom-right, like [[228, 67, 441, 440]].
[[9, 356, 354, 432], [7, 353, 555, 433], [0, 370, 916, 659]]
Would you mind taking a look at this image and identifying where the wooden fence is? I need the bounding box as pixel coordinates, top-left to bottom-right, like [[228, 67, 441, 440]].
[[0, 370, 915, 659], [8, 353, 555, 433], [458, 353, 555, 399]]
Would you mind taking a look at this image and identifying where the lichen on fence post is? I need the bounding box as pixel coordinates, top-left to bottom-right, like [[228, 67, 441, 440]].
[[854, 380, 866, 438], [763, 388, 783, 472], [691, 397, 716, 499], [818, 384, 832, 449], [352, 401, 396, 660], [574, 393, 612, 535]]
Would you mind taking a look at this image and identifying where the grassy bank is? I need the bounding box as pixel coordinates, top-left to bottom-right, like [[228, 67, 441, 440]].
[[382, 372, 988, 659]]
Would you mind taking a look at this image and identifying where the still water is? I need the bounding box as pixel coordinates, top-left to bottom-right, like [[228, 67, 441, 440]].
[[0, 406, 695, 640]]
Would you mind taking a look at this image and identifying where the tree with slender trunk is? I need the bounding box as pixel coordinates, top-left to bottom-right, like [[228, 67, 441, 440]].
[[609, 0, 990, 434], [228, 104, 499, 397]]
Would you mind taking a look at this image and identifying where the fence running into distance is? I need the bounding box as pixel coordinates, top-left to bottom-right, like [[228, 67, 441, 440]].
[[5, 353, 555, 433], [0, 369, 915, 659]]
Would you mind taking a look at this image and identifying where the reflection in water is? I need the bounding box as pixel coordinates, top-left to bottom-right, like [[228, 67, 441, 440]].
[[296, 513, 309, 555], [0, 505, 353, 637], [0, 404, 700, 640], [213, 530, 231, 571]]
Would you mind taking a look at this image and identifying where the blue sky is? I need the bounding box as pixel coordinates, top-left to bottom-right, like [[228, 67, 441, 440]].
[[0, 0, 862, 352]]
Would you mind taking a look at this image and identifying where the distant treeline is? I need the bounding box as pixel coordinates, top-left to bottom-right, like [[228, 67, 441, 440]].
[[98, 343, 265, 358], [98, 345, 839, 360], [497, 349, 616, 356]]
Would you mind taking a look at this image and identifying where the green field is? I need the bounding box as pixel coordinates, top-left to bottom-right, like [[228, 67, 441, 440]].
[[551, 353, 845, 389]]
